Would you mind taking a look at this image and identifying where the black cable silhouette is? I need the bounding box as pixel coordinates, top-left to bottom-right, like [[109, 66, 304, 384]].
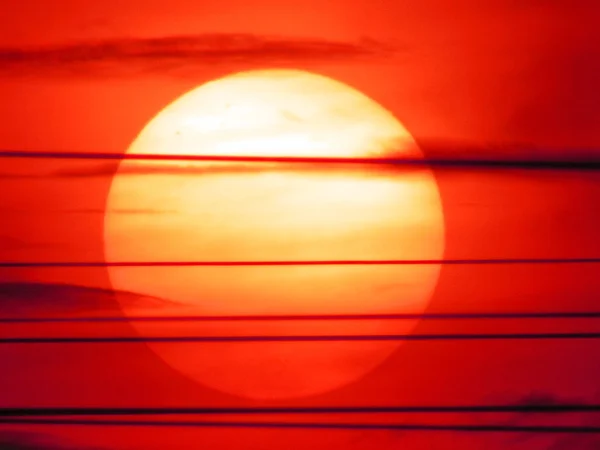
[[3, 311, 600, 323], [2, 257, 600, 268], [1, 404, 598, 416], [3, 332, 600, 345], [4, 150, 599, 432], [1, 418, 598, 433], [1, 150, 600, 170]]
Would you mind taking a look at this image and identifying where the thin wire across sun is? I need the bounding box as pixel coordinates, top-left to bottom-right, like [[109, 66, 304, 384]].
[[2, 150, 600, 328], [2, 150, 600, 434], [2, 149, 599, 169]]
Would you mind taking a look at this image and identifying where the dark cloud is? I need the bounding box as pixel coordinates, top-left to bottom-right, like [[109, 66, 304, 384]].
[[0, 431, 102, 450], [0, 33, 395, 77], [547, 433, 600, 450], [4, 139, 600, 182], [0, 282, 180, 318], [500, 391, 600, 449], [514, 392, 565, 407], [9, 143, 594, 181], [0, 232, 72, 252], [0, 234, 66, 252]]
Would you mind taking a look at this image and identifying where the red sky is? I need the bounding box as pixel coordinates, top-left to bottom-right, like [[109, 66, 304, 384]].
[[1, 1, 599, 449]]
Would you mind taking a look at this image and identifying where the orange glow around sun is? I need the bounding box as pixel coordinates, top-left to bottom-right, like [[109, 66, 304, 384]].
[[104, 69, 444, 400]]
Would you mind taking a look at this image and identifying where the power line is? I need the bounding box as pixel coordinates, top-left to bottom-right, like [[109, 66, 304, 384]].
[[3, 311, 600, 324], [3, 332, 600, 345], [1, 418, 598, 433], [1, 150, 599, 170], [2, 257, 600, 268], [1, 404, 598, 416]]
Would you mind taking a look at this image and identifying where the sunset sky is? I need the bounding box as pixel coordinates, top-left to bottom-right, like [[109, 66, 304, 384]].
[[1, 1, 599, 449]]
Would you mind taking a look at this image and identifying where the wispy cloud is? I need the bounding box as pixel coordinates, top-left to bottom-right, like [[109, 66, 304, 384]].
[[0, 33, 395, 77], [1, 206, 170, 215], [0, 235, 30, 252], [50, 160, 398, 178], [0, 234, 66, 252]]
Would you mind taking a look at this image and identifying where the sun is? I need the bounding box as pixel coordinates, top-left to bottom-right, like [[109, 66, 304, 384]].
[[104, 69, 444, 400]]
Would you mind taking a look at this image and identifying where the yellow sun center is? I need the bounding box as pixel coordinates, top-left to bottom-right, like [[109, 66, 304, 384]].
[[104, 69, 444, 400]]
